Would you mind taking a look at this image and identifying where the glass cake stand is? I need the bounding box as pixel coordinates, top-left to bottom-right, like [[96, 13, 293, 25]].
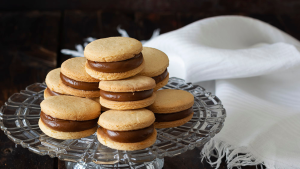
[[0, 77, 226, 169]]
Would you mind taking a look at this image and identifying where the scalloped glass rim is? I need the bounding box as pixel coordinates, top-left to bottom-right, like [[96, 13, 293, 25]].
[[0, 77, 226, 166]]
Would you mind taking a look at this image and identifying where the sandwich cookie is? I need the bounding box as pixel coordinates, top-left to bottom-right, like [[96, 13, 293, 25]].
[[60, 57, 100, 97], [84, 37, 145, 80], [44, 68, 66, 99], [97, 109, 156, 151], [99, 75, 156, 110], [148, 89, 194, 128], [39, 95, 101, 139], [139, 47, 169, 91]]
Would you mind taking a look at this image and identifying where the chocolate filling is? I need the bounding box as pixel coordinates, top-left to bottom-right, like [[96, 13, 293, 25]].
[[87, 53, 143, 73], [45, 88, 63, 96], [154, 107, 193, 122], [99, 124, 154, 143], [40, 111, 98, 132], [60, 73, 99, 91], [100, 89, 153, 101], [152, 69, 168, 84]]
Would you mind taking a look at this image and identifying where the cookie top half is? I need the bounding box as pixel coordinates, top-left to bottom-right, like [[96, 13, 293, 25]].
[[61, 57, 100, 82], [41, 95, 101, 120], [98, 109, 155, 131], [84, 37, 143, 62], [45, 68, 65, 94], [99, 75, 156, 92], [139, 47, 169, 77], [148, 89, 194, 114]]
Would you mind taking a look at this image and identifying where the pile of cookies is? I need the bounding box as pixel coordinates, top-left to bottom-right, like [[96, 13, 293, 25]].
[[39, 37, 194, 151]]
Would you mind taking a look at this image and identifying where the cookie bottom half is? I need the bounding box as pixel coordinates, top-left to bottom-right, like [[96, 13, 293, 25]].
[[97, 127, 157, 151], [153, 73, 169, 91], [154, 112, 194, 129], [44, 88, 52, 99], [59, 80, 100, 98], [39, 119, 97, 140]]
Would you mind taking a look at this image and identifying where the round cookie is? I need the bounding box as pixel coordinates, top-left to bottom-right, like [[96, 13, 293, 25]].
[[99, 75, 155, 92], [84, 37, 144, 80], [44, 68, 66, 99], [39, 96, 101, 140], [148, 89, 194, 128], [99, 76, 156, 110], [139, 47, 169, 91], [60, 57, 100, 97], [41, 95, 101, 120], [84, 37, 143, 62], [139, 47, 169, 77], [61, 57, 99, 82], [97, 109, 156, 151], [148, 89, 194, 113], [98, 109, 155, 131]]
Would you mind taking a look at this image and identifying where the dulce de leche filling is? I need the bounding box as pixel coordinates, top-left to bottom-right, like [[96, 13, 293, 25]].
[[98, 124, 154, 143], [60, 73, 99, 91], [154, 107, 193, 122], [45, 88, 63, 96], [40, 111, 98, 132], [152, 69, 168, 84], [87, 53, 143, 73], [100, 89, 153, 101]]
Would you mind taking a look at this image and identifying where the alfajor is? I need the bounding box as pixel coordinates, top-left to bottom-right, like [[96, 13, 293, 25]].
[[139, 47, 169, 91], [84, 37, 144, 80], [99, 75, 156, 110], [148, 89, 194, 128], [97, 109, 156, 151], [39, 95, 101, 139]]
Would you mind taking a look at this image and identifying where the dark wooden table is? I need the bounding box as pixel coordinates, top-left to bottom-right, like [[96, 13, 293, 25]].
[[1, 1, 300, 168]]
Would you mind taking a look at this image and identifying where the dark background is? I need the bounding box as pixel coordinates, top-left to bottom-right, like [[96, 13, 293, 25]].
[[1, 0, 300, 168]]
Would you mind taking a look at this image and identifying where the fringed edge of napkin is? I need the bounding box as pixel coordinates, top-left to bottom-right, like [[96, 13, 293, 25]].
[[200, 138, 264, 169], [201, 138, 300, 169]]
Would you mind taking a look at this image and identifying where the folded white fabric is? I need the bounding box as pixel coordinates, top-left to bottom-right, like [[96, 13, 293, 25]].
[[144, 16, 300, 169]]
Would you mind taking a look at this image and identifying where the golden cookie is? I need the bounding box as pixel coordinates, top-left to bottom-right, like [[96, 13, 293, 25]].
[[45, 68, 66, 95], [148, 89, 194, 113], [84, 37, 142, 62], [40, 95, 101, 120], [99, 75, 155, 92], [148, 89, 194, 128], [139, 47, 169, 77], [98, 109, 155, 131]]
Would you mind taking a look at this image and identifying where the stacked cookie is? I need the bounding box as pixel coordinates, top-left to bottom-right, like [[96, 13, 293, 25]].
[[148, 89, 194, 128], [40, 36, 194, 151], [97, 109, 156, 151], [84, 37, 145, 80], [39, 96, 101, 139], [44, 57, 100, 100], [83, 37, 159, 150], [139, 47, 169, 91]]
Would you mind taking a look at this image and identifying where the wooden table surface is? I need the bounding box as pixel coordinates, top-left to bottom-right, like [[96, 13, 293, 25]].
[[1, 4, 300, 169]]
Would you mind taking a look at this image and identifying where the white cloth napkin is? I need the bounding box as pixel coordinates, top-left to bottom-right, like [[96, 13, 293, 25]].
[[144, 16, 300, 169]]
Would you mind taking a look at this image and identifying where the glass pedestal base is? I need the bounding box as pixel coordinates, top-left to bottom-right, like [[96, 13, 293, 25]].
[[0, 78, 226, 169], [66, 158, 164, 169]]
